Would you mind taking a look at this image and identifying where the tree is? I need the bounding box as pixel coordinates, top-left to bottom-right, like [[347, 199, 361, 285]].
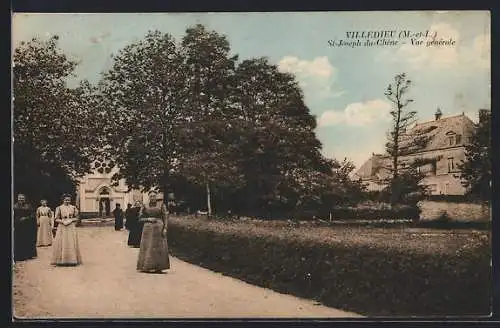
[[176, 119, 245, 217], [98, 30, 188, 192], [383, 73, 431, 205], [277, 159, 363, 221], [231, 58, 333, 215], [176, 24, 242, 215], [13, 36, 104, 205], [458, 109, 491, 202], [329, 158, 366, 205]]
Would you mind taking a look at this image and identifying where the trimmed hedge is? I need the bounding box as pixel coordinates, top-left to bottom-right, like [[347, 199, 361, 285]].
[[234, 203, 421, 222], [169, 216, 491, 316], [328, 204, 420, 221]]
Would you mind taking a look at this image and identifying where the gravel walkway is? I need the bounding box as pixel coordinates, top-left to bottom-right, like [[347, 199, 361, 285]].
[[13, 226, 361, 319]]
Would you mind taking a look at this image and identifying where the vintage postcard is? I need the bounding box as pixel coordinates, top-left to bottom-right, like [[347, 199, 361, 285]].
[[11, 11, 491, 319]]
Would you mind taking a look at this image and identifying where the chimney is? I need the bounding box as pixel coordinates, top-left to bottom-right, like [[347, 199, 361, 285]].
[[478, 109, 490, 123], [435, 107, 442, 121]]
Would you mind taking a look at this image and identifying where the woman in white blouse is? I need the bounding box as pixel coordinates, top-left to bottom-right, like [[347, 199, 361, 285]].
[[36, 199, 53, 247], [51, 194, 82, 266]]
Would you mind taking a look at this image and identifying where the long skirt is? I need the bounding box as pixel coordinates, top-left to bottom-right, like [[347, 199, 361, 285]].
[[51, 222, 82, 266], [115, 216, 123, 230], [36, 216, 53, 246], [136, 220, 169, 272], [14, 218, 37, 261], [127, 222, 143, 247]]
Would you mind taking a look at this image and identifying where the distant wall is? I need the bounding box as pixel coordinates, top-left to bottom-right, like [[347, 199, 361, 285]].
[[80, 212, 101, 219], [418, 200, 491, 221]]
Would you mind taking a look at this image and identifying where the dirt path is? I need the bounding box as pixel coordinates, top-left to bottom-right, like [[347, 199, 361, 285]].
[[13, 226, 361, 319]]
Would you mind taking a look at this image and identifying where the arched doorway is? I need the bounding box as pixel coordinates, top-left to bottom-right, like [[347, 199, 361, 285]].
[[98, 188, 111, 217]]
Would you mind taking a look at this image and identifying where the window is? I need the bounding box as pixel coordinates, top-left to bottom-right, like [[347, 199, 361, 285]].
[[431, 162, 437, 175], [455, 134, 462, 144], [93, 158, 115, 174], [444, 183, 450, 194], [447, 157, 455, 172], [446, 131, 456, 146]]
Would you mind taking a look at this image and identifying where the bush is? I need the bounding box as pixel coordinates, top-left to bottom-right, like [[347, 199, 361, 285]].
[[328, 204, 421, 221], [245, 202, 421, 222], [169, 216, 491, 316], [413, 214, 491, 230]]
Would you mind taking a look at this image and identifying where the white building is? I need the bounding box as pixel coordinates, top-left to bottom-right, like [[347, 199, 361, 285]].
[[75, 158, 163, 218]]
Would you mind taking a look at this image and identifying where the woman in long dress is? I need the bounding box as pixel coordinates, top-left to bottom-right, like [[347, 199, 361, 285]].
[[13, 193, 37, 262], [137, 191, 170, 273], [126, 201, 143, 247], [36, 199, 53, 247], [113, 203, 124, 231], [51, 194, 82, 266]]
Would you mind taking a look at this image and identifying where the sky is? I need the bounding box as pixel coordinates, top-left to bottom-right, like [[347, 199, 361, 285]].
[[12, 11, 491, 169]]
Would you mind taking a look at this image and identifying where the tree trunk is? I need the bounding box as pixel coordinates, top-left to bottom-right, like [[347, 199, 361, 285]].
[[206, 181, 212, 218], [292, 198, 302, 224]]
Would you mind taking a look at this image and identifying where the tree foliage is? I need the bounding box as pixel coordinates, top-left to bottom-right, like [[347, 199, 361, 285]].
[[98, 30, 188, 191], [458, 109, 491, 201], [99, 25, 363, 217], [230, 58, 335, 214], [13, 36, 104, 205]]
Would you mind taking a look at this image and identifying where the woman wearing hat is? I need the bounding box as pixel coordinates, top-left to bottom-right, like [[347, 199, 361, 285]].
[[36, 199, 54, 247], [51, 194, 82, 266], [136, 190, 170, 273]]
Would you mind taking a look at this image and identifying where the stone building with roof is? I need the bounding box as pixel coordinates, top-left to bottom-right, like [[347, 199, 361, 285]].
[[75, 156, 164, 218], [353, 109, 488, 196]]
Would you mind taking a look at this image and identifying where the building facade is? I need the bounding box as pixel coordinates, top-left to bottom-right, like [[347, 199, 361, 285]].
[[75, 157, 163, 217], [354, 110, 485, 196]]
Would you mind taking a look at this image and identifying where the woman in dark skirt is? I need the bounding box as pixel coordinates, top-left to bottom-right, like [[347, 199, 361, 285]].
[[113, 203, 124, 231], [136, 191, 170, 273], [126, 201, 143, 247], [13, 193, 37, 262]]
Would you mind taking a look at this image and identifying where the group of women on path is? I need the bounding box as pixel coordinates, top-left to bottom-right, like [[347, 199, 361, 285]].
[[14, 190, 170, 274], [13, 193, 82, 266]]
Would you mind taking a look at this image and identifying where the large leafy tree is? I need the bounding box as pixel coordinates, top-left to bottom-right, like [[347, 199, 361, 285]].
[[13, 36, 103, 205], [175, 25, 242, 215], [98, 30, 188, 191], [458, 109, 491, 202], [231, 58, 333, 214]]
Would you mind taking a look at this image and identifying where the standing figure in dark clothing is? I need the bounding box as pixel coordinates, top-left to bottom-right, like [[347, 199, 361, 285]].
[[126, 201, 143, 247], [13, 193, 37, 262], [113, 203, 124, 231], [124, 203, 133, 230]]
